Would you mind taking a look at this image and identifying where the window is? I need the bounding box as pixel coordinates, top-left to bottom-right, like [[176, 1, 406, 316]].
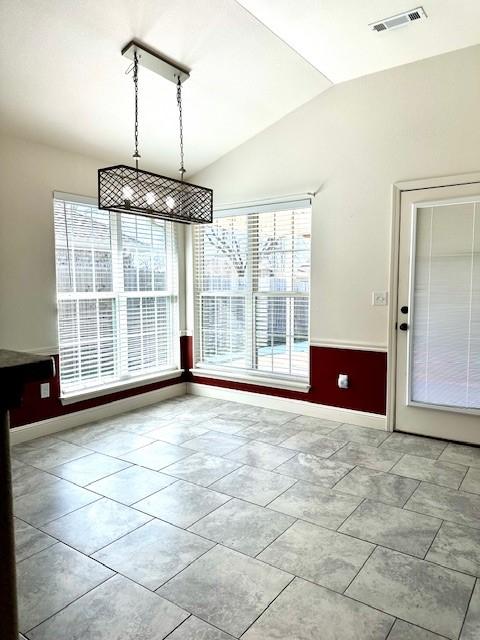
[[54, 194, 179, 396], [193, 201, 311, 382], [411, 201, 480, 410]]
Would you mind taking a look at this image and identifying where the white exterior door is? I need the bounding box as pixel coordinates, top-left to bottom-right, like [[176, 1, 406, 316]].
[[396, 183, 480, 444]]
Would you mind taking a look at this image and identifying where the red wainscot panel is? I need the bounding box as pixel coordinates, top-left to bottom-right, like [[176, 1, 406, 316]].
[[189, 342, 387, 416], [9, 353, 186, 428], [12, 340, 387, 428], [180, 334, 194, 373], [308, 346, 387, 415]]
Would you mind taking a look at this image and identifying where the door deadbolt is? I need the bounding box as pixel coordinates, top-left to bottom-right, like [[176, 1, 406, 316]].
[[400, 306, 408, 314], [399, 323, 409, 331]]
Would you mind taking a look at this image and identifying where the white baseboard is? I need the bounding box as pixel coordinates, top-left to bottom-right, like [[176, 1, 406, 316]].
[[187, 382, 387, 430], [10, 382, 187, 445], [10, 377, 388, 445]]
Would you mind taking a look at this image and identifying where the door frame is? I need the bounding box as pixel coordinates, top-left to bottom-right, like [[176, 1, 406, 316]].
[[387, 171, 480, 432]]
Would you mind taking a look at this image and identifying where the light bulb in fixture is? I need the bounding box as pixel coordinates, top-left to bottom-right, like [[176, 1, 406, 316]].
[[122, 185, 133, 207], [145, 192, 156, 206], [165, 196, 175, 210]]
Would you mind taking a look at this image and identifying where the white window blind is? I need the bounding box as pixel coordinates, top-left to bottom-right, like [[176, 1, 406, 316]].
[[411, 201, 480, 410], [54, 195, 179, 396], [193, 203, 311, 381]]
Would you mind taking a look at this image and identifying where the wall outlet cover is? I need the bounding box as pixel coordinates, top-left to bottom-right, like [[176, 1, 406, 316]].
[[338, 373, 349, 389], [40, 382, 50, 399]]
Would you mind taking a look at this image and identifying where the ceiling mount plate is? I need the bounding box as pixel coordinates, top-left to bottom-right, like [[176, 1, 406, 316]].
[[121, 40, 190, 84]]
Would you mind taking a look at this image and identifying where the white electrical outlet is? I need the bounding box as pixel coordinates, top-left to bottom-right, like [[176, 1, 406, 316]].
[[372, 291, 388, 306], [40, 382, 50, 399], [338, 374, 349, 389]]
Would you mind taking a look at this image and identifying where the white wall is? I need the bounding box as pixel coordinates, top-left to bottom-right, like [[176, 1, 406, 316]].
[[0, 135, 186, 353], [192, 45, 480, 349], [1, 45, 479, 355]]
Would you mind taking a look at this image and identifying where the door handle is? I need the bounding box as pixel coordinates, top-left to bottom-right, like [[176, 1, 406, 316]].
[[399, 323, 409, 331]]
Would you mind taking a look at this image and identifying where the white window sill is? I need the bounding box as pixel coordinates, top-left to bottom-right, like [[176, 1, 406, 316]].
[[60, 369, 184, 405], [190, 367, 310, 393]]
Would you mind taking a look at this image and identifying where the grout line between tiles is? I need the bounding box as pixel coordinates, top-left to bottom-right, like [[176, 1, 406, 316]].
[[458, 576, 477, 639], [48, 459, 136, 488], [341, 539, 377, 595], [24, 572, 117, 635], [334, 497, 367, 532], [16, 493, 103, 531], [161, 613, 194, 640], [91, 539, 221, 597], [13, 400, 480, 640], [420, 517, 445, 561], [263, 478, 299, 508], [237, 575, 296, 638], [253, 517, 299, 559]]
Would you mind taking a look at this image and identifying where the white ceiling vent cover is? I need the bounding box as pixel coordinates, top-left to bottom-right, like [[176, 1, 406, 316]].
[[370, 7, 427, 32]]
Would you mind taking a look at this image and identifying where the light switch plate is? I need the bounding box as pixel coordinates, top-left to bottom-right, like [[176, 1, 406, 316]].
[[372, 291, 388, 306]]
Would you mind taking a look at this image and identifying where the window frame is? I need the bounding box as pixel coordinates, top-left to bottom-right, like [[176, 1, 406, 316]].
[[53, 192, 181, 401], [192, 199, 311, 390]]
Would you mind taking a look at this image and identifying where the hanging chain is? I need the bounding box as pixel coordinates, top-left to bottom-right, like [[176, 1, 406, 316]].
[[133, 50, 140, 169], [176, 76, 185, 180]]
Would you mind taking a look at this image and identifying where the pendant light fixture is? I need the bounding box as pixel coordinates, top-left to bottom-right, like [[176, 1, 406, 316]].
[[98, 41, 213, 224]]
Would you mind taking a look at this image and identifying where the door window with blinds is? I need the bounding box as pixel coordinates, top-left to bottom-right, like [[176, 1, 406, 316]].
[[193, 201, 311, 381], [410, 200, 480, 410], [54, 194, 179, 396]]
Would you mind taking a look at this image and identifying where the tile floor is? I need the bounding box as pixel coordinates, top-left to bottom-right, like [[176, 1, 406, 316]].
[[11, 394, 480, 639]]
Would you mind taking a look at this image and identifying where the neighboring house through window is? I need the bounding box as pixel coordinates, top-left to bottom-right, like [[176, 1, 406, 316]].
[[53, 193, 179, 397]]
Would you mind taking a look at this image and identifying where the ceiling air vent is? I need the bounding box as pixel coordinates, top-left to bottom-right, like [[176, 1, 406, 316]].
[[370, 6, 427, 32]]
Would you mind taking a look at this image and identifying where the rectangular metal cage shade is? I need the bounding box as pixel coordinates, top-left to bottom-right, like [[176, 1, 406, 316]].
[[98, 165, 213, 224]]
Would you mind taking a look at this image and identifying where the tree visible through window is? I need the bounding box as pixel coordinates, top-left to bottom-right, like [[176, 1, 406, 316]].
[[194, 205, 311, 380]]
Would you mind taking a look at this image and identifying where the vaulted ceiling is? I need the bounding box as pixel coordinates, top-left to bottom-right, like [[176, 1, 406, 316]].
[[1, 1, 479, 176], [237, 0, 480, 83]]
